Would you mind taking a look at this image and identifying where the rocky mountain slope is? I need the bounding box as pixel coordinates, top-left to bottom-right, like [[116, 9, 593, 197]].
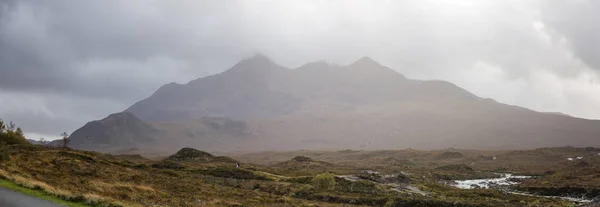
[[126, 55, 476, 122], [68, 112, 157, 150], [70, 55, 600, 153]]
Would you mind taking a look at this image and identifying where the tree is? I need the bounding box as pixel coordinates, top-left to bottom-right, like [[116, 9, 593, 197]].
[[15, 128, 24, 138], [0, 120, 29, 145], [0, 119, 5, 133], [38, 137, 46, 145], [60, 132, 70, 148]]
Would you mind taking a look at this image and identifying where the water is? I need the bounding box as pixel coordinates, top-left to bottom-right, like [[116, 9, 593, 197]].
[[452, 173, 530, 189], [452, 174, 593, 203]]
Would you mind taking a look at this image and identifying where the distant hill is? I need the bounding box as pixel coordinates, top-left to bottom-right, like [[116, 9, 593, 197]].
[[26, 139, 44, 145], [69, 55, 600, 153], [165, 147, 238, 164], [166, 147, 215, 161], [69, 112, 157, 151]]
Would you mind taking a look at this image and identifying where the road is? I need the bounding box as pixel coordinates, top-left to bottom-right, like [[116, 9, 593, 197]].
[[0, 187, 65, 207]]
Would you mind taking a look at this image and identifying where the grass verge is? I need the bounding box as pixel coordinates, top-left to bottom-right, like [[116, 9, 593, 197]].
[[0, 179, 92, 207]]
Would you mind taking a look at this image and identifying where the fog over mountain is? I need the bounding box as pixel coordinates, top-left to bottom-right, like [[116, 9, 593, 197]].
[[67, 56, 600, 153], [1, 1, 600, 140]]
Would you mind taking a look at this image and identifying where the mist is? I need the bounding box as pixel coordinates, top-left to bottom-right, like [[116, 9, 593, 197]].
[[1, 0, 600, 139]]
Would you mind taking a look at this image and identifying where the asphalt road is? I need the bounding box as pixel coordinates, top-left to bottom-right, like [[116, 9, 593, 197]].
[[0, 187, 65, 207]]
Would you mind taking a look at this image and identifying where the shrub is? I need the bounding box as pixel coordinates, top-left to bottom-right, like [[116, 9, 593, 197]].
[[195, 167, 271, 181], [335, 178, 380, 194], [133, 164, 147, 169], [311, 172, 336, 190], [151, 160, 184, 170], [0, 142, 9, 162], [282, 176, 313, 184], [292, 156, 313, 162], [434, 151, 465, 160], [0, 120, 30, 145], [435, 164, 474, 172]]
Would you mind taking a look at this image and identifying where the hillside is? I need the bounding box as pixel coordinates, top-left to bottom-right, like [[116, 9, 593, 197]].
[[0, 144, 583, 206], [68, 112, 157, 151], [68, 55, 600, 152], [126, 55, 476, 122]]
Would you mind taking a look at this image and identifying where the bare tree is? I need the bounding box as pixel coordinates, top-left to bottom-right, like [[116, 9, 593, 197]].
[[8, 122, 15, 131], [0, 119, 5, 133], [60, 132, 70, 148]]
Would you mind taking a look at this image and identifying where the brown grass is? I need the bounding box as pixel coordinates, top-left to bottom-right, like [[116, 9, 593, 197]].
[[0, 168, 136, 206], [0, 145, 586, 207]]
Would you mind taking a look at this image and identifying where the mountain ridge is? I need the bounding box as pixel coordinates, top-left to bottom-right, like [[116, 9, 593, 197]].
[[69, 112, 157, 150], [67, 56, 600, 153], [125, 55, 474, 122]]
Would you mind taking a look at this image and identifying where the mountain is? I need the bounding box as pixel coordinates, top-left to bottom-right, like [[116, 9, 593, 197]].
[[72, 55, 600, 153], [69, 112, 157, 150], [68, 113, 252, 153], [126, 55, 475, 122], [126, 55, 299, 121], [26, 139, 44, 145]]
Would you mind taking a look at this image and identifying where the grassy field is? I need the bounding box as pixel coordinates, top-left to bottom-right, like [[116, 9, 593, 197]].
[[1, 144, 595, 206]]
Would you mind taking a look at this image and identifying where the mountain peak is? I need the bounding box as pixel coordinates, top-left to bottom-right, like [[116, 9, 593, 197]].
[[345, 56, 406, 79], [350, 56, 381, 67], [69, 112, 156, 150], [239, 53, 278, 67], [247, 53, 272, 62], [226, 54, 285, 74]]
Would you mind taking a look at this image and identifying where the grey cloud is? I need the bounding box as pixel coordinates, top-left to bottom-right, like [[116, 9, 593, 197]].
[[540, 0, 600, 71], [0, 89, 125, 137], [1, 0, 600, 138], [0, 1, 247, 101]]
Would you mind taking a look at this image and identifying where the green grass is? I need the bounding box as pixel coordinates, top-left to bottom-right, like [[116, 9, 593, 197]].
[[0, 179, 92, 207]]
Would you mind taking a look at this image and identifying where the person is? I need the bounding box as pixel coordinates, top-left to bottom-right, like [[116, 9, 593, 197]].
[[236, 162, 240, 168]]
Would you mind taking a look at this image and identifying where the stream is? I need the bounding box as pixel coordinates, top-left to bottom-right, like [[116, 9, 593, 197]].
[[451, 173, 594, 204], [452, 173, 531, 189]]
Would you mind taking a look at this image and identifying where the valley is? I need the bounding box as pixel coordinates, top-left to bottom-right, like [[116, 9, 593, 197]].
[[9, 56, 594, 206], [1, 144, 599, 206], [3, 1, 600, 206]]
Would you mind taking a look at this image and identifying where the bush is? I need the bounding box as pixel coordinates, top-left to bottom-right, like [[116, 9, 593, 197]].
[[435, 164, 474, 172], [133, 164, 147, 169], [151, 160, 184, 170], [335, 178, 380, 194], [282, 176, 313, 184], [292, 156, 313, 162], [434, 151, 465, 160], [0, 120, 30, 145], [0, 143, 10, 162], [195, 167, 271, 181], [311, 172, 336, 190]]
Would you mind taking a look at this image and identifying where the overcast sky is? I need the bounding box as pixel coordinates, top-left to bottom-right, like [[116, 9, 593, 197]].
[[1, 0, 600, 140]]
